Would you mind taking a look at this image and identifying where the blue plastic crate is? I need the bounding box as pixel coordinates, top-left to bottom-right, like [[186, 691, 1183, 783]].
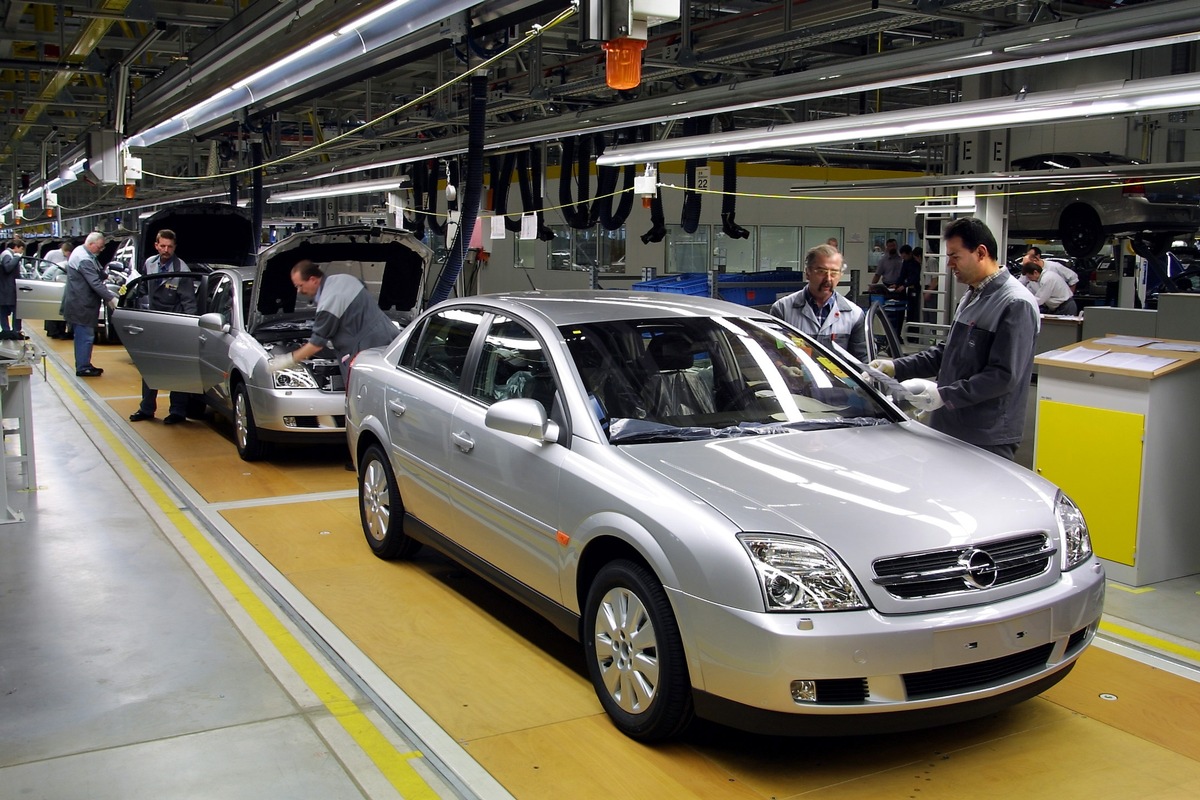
[[630, 273, 710, 296], [716, 270, 804, 306]]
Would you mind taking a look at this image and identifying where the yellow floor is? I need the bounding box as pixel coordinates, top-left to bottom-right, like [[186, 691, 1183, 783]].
[[48, 332, 1200, 799]]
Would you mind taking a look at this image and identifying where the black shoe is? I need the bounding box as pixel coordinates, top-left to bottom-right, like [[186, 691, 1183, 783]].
[[129, 410, 155, 422], [76, 367, 103, 377], [163, 414, 186, 425]]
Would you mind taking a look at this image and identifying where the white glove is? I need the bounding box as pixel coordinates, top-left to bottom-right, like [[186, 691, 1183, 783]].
[[901, 378, 944, 412], [269, 353, 298, 372], [868, 358, 895, 377], [106, 297, 118, 311]]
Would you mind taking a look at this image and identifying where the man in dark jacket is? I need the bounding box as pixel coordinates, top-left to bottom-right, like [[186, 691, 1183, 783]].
[[129, 229, 199, 423], [0, 237, 26, 340], [869, 218, 1040, 461], [60, 232, 117, 377]]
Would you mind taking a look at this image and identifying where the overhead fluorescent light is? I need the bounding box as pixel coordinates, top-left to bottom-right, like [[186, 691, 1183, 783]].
[[267, 177, 410, 203], [597, 72, 1200, 165], [126, 0, 478, 150]]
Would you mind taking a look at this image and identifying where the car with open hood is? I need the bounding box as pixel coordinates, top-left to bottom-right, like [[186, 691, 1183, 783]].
[[346, 290, 1105, 741], [116, 219, 431, 460]]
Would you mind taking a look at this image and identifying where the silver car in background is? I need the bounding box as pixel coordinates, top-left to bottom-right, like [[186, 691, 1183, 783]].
[[346, 290, 1105, 741], [118, 224, 431, 460]]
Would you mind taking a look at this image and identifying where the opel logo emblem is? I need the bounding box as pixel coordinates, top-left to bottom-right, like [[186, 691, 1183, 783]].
[[959, 548, 998, 589]]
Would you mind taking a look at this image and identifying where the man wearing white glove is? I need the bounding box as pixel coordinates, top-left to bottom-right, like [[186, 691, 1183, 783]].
[[867, 358, 894, 377], [883, 218, 1039, 460]]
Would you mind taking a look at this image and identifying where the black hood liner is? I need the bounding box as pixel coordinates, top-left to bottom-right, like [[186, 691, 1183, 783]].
[[256, 236, 427, 316], [140, 203, 256, 267]]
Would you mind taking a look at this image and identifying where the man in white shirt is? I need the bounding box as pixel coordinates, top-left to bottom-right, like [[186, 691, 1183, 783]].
[[1021, 261, 1077, 315], [1020, 247, 1077, 293]]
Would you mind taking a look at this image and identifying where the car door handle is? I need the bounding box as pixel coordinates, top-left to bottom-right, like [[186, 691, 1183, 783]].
[[124, 326, 144, 334], [18, 286, 32, 292], [387, 399, 406, 416], [452, 431, 474, 453]]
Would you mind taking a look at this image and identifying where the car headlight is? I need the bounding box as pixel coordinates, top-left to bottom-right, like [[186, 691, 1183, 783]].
[[1056, 492, 1092, 570], [737, 535, 868, 612], [272, 367, 319, 389]]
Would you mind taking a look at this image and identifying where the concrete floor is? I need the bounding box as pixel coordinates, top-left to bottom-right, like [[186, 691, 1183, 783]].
[[2, 335, 1198, 799]]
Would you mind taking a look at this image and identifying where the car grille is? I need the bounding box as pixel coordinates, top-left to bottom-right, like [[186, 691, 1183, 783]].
[[903, 643, 1055, 700], [815, 679, 869, 704], [872, 533, 1055, 599]]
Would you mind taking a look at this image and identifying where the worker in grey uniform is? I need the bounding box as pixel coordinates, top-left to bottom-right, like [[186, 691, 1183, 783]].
[[270, 259, 399, 381], [869, 217, 1040, 461], [769, 243, 868, 361]]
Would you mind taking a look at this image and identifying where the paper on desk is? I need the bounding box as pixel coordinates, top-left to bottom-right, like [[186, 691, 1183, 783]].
[[1040, 347, 1109, 363], [1088, 351, 1178, 371], [1146, 341, 1200, 353], [1093, 335, 1162, 348]]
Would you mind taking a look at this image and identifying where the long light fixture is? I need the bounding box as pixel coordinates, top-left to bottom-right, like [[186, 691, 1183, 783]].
[[267, 177, 409, 203], [597, 71, 1200, 165], [125, 0, 478, 150]]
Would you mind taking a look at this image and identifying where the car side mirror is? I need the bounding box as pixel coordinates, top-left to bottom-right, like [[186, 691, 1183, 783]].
[[485, 398, 560, 444], [198, 312, 230, 334]]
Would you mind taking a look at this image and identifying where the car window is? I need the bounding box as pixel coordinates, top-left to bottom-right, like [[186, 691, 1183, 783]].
[[562, 315, 894, 442], [125, 273, 203, 315], [401, 308, 483, 389], [206, 275, 234, 325], [470, 316, 555, 411]]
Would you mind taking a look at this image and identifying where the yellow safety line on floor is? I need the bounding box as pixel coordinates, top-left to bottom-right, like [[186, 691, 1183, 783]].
[[1107, 582, 1156, 594], [48, 364, 440, 800], [1100, 620, 1200, 664]]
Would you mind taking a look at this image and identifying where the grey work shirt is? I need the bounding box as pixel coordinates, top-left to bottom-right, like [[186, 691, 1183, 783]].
[[770, 288, 868, 361], [309, 273, 399, 359], [892, 270, 1040, 448]]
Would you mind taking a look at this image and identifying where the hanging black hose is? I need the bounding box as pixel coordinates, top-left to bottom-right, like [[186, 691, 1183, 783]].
[[639, 125, 667, 244], [523, 145, 556, 241], [428, 74, 486, 306], [721, 155, 750, 240], [558, 134, 592, 229], [490, 152, 522, 232], [680, 117, 708, 234], [593, 130, 637, 231]]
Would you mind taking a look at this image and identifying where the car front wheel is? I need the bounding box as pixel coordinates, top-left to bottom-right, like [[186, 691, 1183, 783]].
[[583, 559, 693, 742], [358, 443, 421, 559], [233, 382, 268, 461]]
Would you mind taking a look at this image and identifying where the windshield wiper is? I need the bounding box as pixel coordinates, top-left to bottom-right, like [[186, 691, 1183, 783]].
[[781, 417, 890, 431]]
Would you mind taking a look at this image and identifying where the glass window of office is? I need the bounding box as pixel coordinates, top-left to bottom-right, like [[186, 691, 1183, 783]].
[[759, 227, 801, 272], [665, 225, 710, 273], [713, 228, 756, 273], [547, 224, 624, 273]]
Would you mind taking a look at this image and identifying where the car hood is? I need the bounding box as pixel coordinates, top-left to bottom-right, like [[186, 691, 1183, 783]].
[[140, 203, 257, 268], [620, 422, 1059, 563], [248, 226, 433, 332]]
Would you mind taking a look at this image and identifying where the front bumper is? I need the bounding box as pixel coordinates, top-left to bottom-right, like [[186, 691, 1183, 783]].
[[669, 559, 1105, 732], [247, 382, 346, 437]]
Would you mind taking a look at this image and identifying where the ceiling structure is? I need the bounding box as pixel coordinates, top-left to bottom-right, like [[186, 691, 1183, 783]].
[[0, 0, 1195, 231]]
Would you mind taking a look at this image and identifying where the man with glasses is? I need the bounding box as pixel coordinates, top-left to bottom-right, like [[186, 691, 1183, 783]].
[[869, 217, 1040, 461], [769, 244, 867, 361]]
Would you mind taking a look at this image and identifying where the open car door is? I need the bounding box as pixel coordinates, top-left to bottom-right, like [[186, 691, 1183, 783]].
[[113, 272, 211, 393]]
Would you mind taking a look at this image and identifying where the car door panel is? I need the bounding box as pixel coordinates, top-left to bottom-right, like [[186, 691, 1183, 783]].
[[440, 314, 566, 602], [114, 307, 206, 392], [15, 277, 65, 321], [198, 273, 238, 393], [384, 379, 461, 536], [446, 399, 565, 602]]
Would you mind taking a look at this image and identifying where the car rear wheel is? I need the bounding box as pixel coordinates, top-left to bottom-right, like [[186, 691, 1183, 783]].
[[1059, 205, 1105, 258], [233, 382, 268, 461], [583, 559, 693, 741], [359, 443, 421, 559]]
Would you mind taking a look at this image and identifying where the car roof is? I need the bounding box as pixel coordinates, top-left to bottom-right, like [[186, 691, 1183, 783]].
[[439, 289, 775, 327]]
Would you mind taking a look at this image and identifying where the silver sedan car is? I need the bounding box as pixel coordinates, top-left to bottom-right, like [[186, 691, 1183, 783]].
[[118, 225, 431, 460], [346, 290, 1105, 741]]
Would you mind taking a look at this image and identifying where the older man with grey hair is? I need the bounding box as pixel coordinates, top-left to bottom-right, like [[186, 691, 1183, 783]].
[[769, 243, 868, 361], [60, 231, 117, 377]]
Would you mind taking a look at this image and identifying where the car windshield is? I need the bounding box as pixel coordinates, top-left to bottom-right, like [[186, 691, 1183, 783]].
[[561, 316, 894, 443]]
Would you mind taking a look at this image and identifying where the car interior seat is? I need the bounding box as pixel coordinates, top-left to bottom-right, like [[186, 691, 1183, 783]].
[[642, 331, 716, 418]]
